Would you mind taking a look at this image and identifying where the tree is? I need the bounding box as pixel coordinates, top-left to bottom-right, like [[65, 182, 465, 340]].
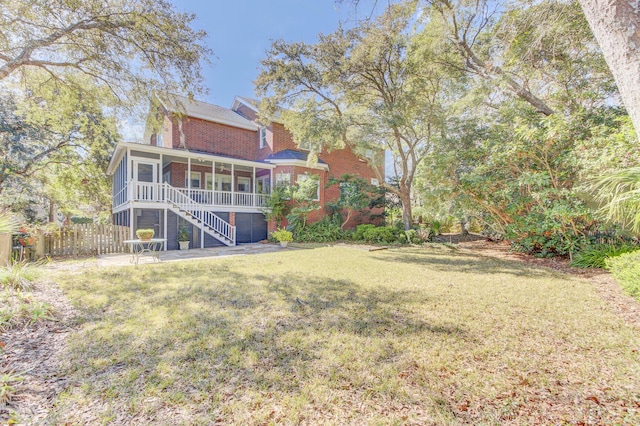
[[0, 0, 210, 109], [327, 174, 381, 229], [0, 78, 117, 221], [578, 0, 640, 136], [257, 3, 455, 229]]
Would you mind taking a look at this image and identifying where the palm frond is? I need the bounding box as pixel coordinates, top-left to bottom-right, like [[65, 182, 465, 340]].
[[589, 167, 640, 234]]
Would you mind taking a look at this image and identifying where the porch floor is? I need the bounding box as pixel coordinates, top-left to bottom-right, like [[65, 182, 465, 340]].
[[97, 243, 288, 267]]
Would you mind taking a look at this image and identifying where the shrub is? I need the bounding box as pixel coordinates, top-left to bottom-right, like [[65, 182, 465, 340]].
[[295, 216, 345, 243], [271, 228, 293, 243], [405, 229, 420, 244], [570, 243, 639, 269], [352, 224, 377, 241], [0, 260, 41, 291], [135, 228, 155, 240], [606, 251, 640, 300]]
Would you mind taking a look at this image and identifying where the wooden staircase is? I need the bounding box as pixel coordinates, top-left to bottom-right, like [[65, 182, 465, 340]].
[[164, 184, 236, 246]]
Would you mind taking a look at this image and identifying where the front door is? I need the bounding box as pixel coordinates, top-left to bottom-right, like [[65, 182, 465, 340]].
[[134, 161, 159, 201]]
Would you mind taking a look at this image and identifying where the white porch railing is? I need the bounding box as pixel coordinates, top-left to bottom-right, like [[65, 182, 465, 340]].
[[128, 181, 269, 208], [164, 184, 235, 246]]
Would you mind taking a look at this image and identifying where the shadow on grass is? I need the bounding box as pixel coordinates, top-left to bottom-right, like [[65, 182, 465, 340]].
[[56, 262, 469, 420], [378, 247, 563, 278]]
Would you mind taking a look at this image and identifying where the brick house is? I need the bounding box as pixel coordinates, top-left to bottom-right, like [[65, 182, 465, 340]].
[[107, 95, 384, 249]]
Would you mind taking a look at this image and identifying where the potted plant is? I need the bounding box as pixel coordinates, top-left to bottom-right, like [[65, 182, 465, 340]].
[[178, 224, 190, 250], [136, 228, 155, 241], [271, 228, 293, 248]]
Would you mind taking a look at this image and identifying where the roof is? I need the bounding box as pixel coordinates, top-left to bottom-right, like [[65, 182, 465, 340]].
[[232, 96, 283, 123], [106, 142, 276, 175], [264, 149, 329, 171], [157, 93, 259, 131], [265, 149, 327, 164]]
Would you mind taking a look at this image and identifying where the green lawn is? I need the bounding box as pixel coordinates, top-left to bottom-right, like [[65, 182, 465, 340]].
[[49, 246, 639, 424]]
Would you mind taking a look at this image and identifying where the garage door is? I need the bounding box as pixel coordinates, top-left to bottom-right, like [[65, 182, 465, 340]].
[[235, 213, 267, 243]]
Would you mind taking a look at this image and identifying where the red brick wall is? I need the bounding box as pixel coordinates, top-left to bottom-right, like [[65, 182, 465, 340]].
[[170, 116, 259, 161]]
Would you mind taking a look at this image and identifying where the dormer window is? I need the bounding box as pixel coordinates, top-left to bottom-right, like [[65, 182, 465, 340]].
[[156, 133, 163, 147], [260, 126, 267, 148]]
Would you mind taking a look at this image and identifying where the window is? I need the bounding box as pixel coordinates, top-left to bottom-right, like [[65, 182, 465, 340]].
[[365, 148, 374, 159], [297, 173, 320, 201], [371, 178, 379, 186], [185, 171, 201, 189], [163, 171, 171, 184], [275, 173, 291, 188], [156, 133, 163, 147], [260, 126, 267, 148], [205, 173, 213, 190], [215, 175, 232, 191], [238, 177, 251, 193], [257, 176, 271, 194], [299, 141, 312, 151]]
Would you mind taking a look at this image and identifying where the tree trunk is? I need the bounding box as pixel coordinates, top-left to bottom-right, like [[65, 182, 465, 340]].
[[399, 192, 413, 230], [579, 0, 640, 136]]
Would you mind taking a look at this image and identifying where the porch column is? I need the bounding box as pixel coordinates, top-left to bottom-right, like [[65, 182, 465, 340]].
[[129, 206, 134, 239], [187, 157, 191, 190], [231, 163, 235, 207], [252, 166, 256, 206], [212, 161, 216, 204], [163, 207, 168, 251], [200, 226, 204, 249]]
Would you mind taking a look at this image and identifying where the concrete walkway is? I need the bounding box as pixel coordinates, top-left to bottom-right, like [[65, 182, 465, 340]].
[[97, 243, 286, 267]]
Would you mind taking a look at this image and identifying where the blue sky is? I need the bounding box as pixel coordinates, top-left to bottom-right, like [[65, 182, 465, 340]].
[[121, 0, 385, 140], [171, 0, 385, 106]]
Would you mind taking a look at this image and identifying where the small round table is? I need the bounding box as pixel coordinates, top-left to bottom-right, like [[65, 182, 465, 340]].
[[123, 239, 166, 265]]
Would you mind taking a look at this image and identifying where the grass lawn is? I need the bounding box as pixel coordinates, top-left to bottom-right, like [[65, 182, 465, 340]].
[[49, 246, 639, 424]]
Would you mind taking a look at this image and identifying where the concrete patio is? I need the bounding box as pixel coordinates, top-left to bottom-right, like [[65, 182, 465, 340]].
[[97, 243, 287, 267]]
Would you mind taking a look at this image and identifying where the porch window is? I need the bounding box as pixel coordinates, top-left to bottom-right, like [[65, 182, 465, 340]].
[[215, 175, 232, 191], [237, 177, 251, 193], [185, 171, 201, 189], [205, 173, 213, 190], [296, 173, 320, 201], [163, 171, 171, 184], [257, 176, 271, 194], [275, 173, 291, 188]]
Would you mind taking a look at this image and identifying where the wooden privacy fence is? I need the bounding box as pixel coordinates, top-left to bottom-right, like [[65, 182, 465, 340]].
[[42, 224, 130, 257]]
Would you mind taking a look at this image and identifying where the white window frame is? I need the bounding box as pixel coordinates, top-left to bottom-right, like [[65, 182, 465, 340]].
[[260, 126, 267, 148], [297, 173, 320, 201], [275, 173, 291, 188], [257, 175, 271, 194], [185, 171, 201, 189], [237, 176, 251, 193], [215, 175, 232, 192], [205, 172, 213, 190], [299, 141, 312, 151]]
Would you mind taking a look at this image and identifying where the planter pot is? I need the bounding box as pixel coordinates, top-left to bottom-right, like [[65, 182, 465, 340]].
[[279, 241, 289, 248], [179, 241, 190, 250]]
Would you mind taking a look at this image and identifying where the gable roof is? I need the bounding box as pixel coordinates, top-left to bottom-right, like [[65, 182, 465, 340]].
[[157, 93, 259, 131]]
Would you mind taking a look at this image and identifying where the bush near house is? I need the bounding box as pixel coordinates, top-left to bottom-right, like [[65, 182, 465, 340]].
[[294, 215, 345, 243], [606, 251, 640, 300]]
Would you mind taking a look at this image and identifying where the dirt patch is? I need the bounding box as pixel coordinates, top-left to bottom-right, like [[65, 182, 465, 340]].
[[0, 276, 78, 423]]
